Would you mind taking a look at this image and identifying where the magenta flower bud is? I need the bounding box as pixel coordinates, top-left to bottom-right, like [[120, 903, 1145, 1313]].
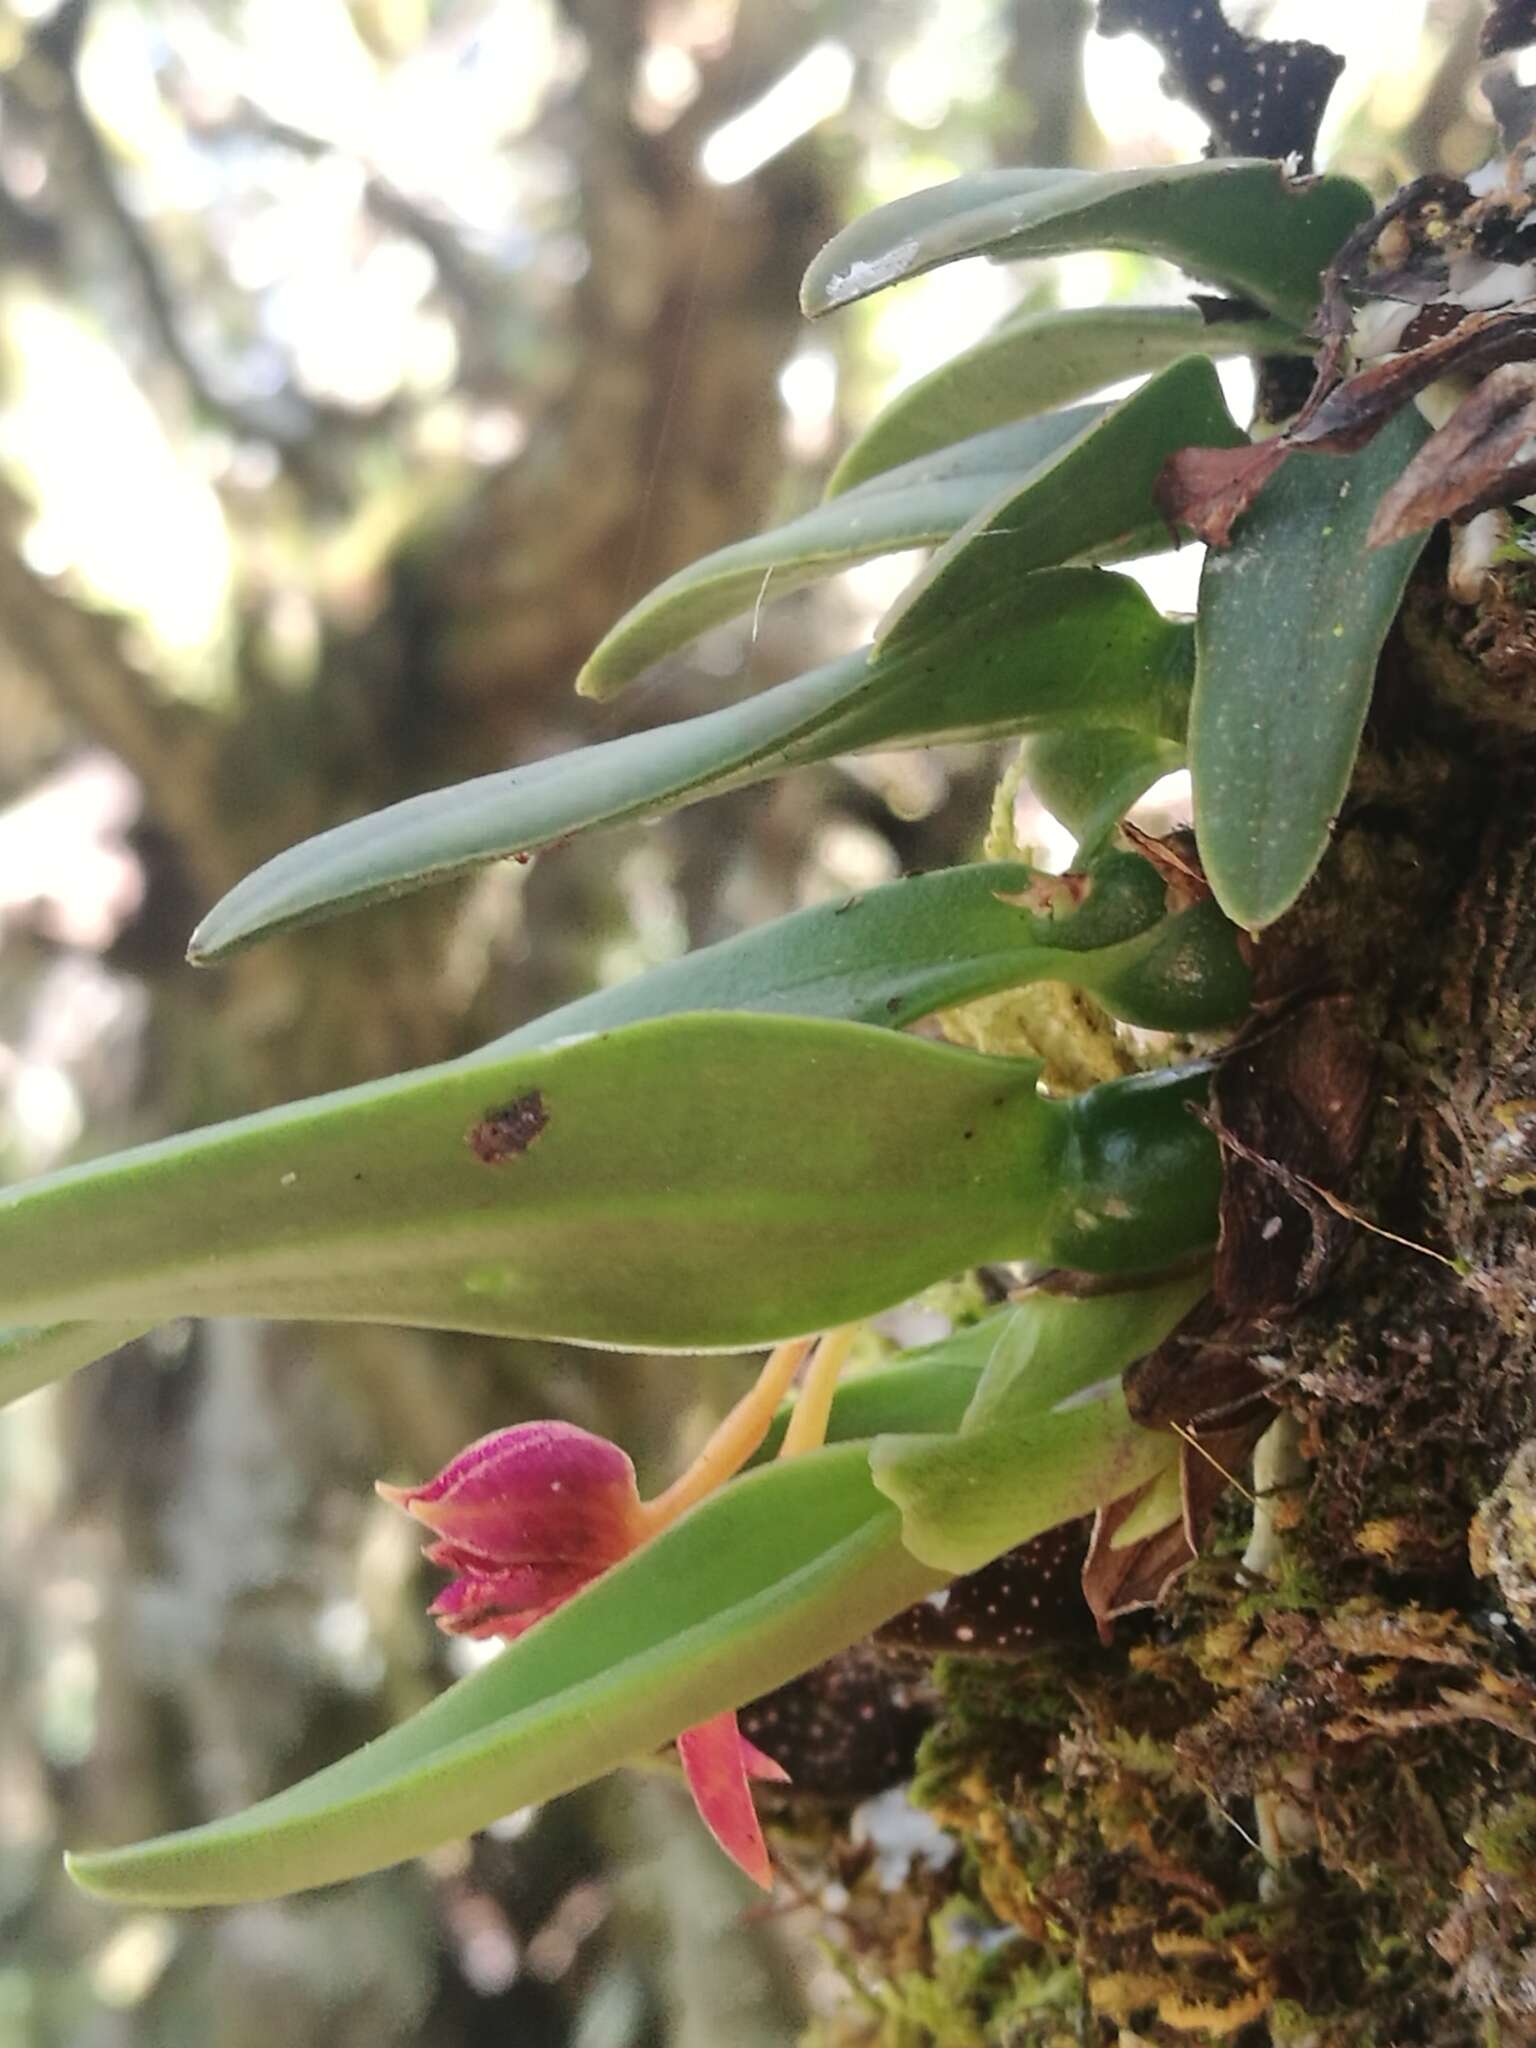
[[379, 1416, 790, 1887], [377, 1421, 646, 1637]]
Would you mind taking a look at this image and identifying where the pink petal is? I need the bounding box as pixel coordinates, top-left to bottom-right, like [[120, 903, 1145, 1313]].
[[427, 1560, 600, 1639], [741, 1736, 791, 1785], [676, 1712, 777, 1890], [377, 1421, 644, 1571]]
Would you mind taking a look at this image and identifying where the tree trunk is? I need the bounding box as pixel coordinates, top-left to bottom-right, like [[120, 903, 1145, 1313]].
[[777, 556, 1536, 2047]]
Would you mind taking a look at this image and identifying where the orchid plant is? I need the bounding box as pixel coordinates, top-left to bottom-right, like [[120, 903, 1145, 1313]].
[[0, 123, 1471, 1904]]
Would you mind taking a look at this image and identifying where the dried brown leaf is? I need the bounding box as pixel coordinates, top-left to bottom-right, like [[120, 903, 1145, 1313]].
[[1369, 362, 1536, 543], [1155, 439, 1291, 547]]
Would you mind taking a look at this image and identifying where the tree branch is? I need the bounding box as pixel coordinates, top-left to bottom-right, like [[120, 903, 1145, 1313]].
[[1096, 0, 1343, 169]]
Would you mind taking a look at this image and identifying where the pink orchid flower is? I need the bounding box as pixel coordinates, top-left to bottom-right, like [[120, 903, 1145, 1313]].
[[378, 1417, 792, 1888]]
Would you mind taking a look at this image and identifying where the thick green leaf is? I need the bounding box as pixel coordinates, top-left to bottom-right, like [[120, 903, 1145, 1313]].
[[0, 1320, 152, 1406], [877, 357, 1243, 653], [1018, 726, 1185, 859], [830, 304, 1295, 495], [802, 160, 1372, 331], [68, 1443, 942, 1904], [191, 567, 1191, 958], [0, 1016, 1221, 1362], [871, 1272, 1205, 1571], [485, 851, 1249, 1056], [575, 406, 1102, 699], [69, 1287, 1199, 1907], [1190, 409, 1431, 930]]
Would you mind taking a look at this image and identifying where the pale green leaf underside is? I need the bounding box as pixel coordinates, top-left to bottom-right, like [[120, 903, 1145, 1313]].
[[0, 1015, 1220, 1360], [830, 303, 1295, 496], [878, 357, 1242, 651], [1191, 409, 1431, 930], [802, 160, 1372, 331], [191, 566, 1191, 959], [575, 405, 1102, 698]]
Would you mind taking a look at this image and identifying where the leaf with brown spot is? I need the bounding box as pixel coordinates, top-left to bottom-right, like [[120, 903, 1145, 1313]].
[[466, 1090, 549, 1163], [1369, 362, 1536, 544]]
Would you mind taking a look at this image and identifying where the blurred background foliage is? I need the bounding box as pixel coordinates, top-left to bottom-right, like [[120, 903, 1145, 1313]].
[[0, 1, 1507, 2042]]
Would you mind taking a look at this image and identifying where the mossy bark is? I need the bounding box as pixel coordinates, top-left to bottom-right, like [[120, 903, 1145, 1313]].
[[770, 547, 1536, 2047]]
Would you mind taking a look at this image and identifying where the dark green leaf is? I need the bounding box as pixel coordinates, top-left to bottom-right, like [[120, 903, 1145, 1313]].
[[802, 161, 1372, 331], [1190, 409, 1431, 930], [191, 568, 1190, 958], [830, 304, 1295, 496], [575, 407, 1102, 699], [877, 358, 1243, 653], [486, 851, 1248, 1056], [0, 1016, 1220, 1366]]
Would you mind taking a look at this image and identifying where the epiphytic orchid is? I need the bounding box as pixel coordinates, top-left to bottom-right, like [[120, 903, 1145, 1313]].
[[379, 1326, 857, 1888]]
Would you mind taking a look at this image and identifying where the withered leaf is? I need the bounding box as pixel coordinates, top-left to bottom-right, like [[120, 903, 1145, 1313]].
[[1155, 439, 1292, 548], [1369, 362, 1536, 543], [1296, 305, 1536, 453], [1084, 1415, 1267, 1636], [1210, 992, 1375, 1314], [1083, 1479, 1193, 1634]]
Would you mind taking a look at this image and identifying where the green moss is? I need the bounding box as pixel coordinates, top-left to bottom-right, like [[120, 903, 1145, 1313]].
[[1469, 1797, 1536, 1894]]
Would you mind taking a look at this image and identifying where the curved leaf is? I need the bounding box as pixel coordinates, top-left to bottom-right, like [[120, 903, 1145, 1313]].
[[0, 1016, 1221, 1359], [830, 304, 1294, 496], [487, 851, 1249, 1056], [1190, 408, 1430, 930], [191, 567, 1191, 958], [871, 1271, 1205, 1571], [68, 1444, 941, 1904], [876, 357, 1243, 653], [1018, 726, 1185, 859], [0, 1320, 152, 1407], [802, 160, 1372, 331], [575, 406, 1102, 699]]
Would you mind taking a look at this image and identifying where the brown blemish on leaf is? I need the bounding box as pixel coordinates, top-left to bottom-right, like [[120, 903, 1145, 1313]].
[[466, 1089, 548, 1162], [990, 871, 1092, 918]]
